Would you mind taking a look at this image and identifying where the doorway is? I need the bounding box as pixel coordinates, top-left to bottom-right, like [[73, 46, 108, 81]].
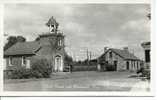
[[114, 61, 117, 71], [126, 61, 129, 70], [54, 55, 63, 72]]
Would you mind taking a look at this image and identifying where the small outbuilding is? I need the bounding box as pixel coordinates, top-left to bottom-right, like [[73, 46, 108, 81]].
[[97, 47, 141, 71]]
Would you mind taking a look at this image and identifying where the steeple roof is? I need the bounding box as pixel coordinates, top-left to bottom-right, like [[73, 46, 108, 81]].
[[46, 16, 59, 27]]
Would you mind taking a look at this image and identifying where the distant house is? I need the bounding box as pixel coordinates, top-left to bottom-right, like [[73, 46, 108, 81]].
[[97, 47, 141, 71], [4, 16, 66, 72], [141, 42, 150, 69]]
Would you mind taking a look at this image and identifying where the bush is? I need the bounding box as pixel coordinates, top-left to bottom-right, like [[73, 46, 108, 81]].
[[63, 66, 70, 72], [9, 68, 33, 79], [31, 59, 52, 78], [7, 58, 52, 79], [137, 67, 150, 80], [31, 70, 43, 78]]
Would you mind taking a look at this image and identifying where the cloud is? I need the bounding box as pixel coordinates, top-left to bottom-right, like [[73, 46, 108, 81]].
[[4, 4, 150, 60]]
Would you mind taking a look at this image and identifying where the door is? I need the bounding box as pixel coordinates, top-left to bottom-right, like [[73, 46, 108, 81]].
[[55, 55, 62, 72], [114, 61, 117, 71], [126, 61, 129, 70]]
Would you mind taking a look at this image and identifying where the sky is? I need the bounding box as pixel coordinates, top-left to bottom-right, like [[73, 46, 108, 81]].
[[4, 4, 150, 61]]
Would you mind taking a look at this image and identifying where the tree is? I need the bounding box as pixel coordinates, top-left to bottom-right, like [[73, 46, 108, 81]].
[[64, 53, 73, 64], [4, 35, 26, 51], [16, 36, 26, 42], [35, 37, 40, 41]]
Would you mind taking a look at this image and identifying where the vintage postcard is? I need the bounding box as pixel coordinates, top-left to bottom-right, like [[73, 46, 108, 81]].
[[0, 0, 155, 96]]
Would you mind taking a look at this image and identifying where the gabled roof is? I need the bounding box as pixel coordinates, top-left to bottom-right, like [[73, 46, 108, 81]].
[[46, 16, 59, 27], [99, 48, 140, 60], [4, 41, 41, 56]]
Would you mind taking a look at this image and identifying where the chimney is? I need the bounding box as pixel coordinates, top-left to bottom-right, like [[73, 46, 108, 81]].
[[104, 47, 108, 52], [123, 47, 129, 52]]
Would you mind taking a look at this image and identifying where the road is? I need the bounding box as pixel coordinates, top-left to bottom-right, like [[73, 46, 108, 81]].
[[4, 71, 150, 91]]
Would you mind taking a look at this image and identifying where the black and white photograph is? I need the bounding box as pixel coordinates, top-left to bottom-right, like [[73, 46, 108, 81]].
[[1, 0, 154, 96]]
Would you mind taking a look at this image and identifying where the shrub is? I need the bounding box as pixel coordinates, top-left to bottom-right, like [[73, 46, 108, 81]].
[[9, 68, 33, 79], [31, 58, 52, 78], [63, 66, 70, 72], [31, 70, 43, 78], [72, 65, 97, 72], [137, 67, 150, 80], [6, 58, 52, 79]]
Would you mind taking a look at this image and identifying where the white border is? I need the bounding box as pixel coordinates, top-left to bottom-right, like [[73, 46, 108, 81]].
[[0, 0, 151, 4], [0, 4, 4, 95], [0, 0, 155, 97]]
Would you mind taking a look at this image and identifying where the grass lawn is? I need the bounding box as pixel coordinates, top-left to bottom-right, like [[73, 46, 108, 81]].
[[4, 71, 149, 91]]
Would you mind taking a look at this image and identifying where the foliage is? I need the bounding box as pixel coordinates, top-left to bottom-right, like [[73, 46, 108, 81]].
[[74, 59, 97, 66], [31, 59, 52, 78], [4, 36, 17, 51], [8, 68, 33, 79], [63, 66, 70, 72], [49, 36, 61, 50], [142, 69, 150, 79], [4, 36, 26, 51], [137, 67, 150, 80], [72, 65, 97, 72], [16, 36, 26, 42], [64, 53, 73, 65], [6, 59, 52, 79], [35, 37, 40, 41], [7, 68, 44, 79]]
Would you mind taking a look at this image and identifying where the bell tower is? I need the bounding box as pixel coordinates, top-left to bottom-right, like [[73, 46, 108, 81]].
[[46, 16, 59, 34], [37, 16, 66, 72]]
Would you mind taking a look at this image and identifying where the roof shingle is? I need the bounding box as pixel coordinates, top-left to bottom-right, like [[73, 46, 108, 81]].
[[100, 48, 140, 60], [110, 48, 139, 60], [4, 41, 41, 56]]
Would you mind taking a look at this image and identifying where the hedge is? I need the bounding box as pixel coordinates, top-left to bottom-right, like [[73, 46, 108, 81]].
[[6, 58, 52, 79]]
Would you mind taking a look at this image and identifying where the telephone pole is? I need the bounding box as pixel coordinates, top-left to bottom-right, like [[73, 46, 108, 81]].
[[86, 48, 89, 65], [89, 51, 92, 61]]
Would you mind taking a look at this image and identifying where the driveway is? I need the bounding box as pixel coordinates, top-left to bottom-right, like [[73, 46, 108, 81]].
[[4, 71, 150, 91]]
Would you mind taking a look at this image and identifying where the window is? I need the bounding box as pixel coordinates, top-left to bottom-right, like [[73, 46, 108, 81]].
[[51, 25, 54, 27], [145, 50, 150, 63], [22, 56, 26, 65], [109, 52, 112, 59], [50, 25, 55, 33], [58, 39, 62, 46], [26, 60, 30, 69], [8, 57, 13, 66]]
